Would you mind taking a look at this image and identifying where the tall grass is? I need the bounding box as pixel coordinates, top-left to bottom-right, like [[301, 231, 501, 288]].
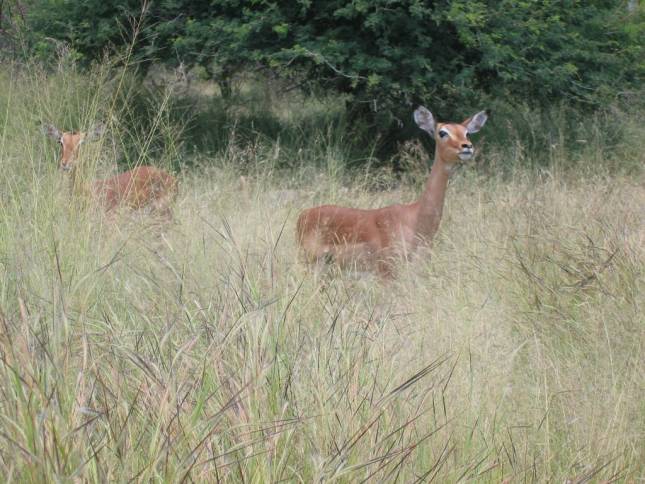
[[0, 60, 643, 482]]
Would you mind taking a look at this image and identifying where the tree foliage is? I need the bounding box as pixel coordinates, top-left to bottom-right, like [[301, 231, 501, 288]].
[[16, 0, 644, 130]]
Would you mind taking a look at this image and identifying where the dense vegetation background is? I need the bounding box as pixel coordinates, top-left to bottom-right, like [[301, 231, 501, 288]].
[[2, 0, 643, 161]]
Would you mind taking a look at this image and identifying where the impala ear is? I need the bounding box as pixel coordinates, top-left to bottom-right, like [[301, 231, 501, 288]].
[[42, 123, 62, 141], [85, 122, 106, 142], [463, 110, 488, 134], [414, 106, 435, 137]]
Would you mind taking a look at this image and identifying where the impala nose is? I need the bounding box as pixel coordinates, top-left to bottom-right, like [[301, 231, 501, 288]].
[[461, 143, 473, 150]]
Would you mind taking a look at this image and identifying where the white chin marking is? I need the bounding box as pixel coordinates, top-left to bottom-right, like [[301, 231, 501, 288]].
[[458, 153, 473, 161]]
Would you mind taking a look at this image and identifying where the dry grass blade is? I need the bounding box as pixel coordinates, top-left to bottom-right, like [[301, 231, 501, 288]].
[[0, 60, 642, 482]]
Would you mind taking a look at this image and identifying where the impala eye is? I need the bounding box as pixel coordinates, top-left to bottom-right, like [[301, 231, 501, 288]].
[[439, 130, 449, 139]]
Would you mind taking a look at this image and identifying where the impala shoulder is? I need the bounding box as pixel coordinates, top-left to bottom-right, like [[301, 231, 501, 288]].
[[376, 203, 406, 215], [378, 203, 418, 224]]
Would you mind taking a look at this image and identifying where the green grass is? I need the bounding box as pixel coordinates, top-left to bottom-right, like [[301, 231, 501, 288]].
[[0, 61, 643, 482]]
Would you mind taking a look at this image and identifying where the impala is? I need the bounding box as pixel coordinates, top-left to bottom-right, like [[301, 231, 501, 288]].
[[296, 106, 488, 276], [43, 123, 177, 217]]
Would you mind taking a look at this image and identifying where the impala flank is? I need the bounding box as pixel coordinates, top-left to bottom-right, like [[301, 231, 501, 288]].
[[43, 123, 177, 217]]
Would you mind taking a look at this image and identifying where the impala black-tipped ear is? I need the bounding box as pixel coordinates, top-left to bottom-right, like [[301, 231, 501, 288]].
[[42, 123, 62, 140], [463, 110, 488, 134], [413, 106, 435, 137]]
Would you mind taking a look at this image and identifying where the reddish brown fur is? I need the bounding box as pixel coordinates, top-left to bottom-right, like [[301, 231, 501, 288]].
[[45, 125, 177, 216], [92, 166, 178, 214], [297, 203, 419, 275], [296, 107, 488, 276], [59, 131, 85, 169]]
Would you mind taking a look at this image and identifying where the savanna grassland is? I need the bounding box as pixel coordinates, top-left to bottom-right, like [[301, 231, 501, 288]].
[[0, 62, 643, 482]]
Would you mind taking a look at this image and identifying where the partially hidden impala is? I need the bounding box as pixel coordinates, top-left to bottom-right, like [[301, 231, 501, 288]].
[[43, 123, 177, 217], [297, 106, 488, 276]]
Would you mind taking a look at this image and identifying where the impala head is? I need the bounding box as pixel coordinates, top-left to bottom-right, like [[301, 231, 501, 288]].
[[414, 106, 487, 164], [43, 122, 105, 171]]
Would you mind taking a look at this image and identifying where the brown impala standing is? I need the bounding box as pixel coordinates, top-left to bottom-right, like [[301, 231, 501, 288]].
[[43, 123, 177, 217], [296, 106, 488, 276]]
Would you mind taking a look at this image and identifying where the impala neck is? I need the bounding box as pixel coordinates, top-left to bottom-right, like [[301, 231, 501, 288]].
[[68, 165, 94, 204], [415, 149, 453, 242]]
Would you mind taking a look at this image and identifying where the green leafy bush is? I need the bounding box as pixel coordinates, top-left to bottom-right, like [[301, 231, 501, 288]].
[[20, 1, 642, 105], [8, 0, 643, 158]]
